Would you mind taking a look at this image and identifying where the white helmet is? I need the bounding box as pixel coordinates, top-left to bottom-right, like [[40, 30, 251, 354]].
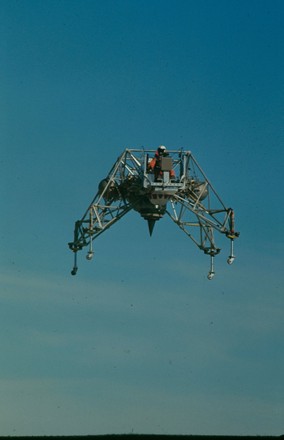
[[158, 145, 166, 154]]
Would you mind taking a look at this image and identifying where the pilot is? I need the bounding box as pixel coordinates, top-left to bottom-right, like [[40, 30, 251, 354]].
[[148, 145, 175, 181]]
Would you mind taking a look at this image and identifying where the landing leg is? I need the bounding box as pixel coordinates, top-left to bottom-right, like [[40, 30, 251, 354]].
[[207, 254, 215, 280], [227, 239, 235, 265], [71, 252, 78, 276]]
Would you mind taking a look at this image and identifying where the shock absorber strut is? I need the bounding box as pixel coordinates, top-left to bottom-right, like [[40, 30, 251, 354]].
[[227, 209, 238, 265], [207, 253, 215, 280], [71, 251, 78, 276], [86, 208, 94, 260]]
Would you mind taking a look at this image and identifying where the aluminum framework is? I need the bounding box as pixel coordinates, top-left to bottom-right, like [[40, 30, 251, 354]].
[[68, 148, 239, 278]]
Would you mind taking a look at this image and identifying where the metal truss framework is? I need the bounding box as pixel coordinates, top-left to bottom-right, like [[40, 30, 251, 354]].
[[68, 148, 239, 278]]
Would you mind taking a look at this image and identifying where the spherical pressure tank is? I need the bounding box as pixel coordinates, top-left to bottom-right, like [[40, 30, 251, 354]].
[[98, 179, 119, 201], [193, 182, 208, 201], [186, 181, 208, 201]]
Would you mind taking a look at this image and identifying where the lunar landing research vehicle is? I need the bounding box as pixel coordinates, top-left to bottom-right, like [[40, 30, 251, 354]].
[[68, 147, 239, 279]]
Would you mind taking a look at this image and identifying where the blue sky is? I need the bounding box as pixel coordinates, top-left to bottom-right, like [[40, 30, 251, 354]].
[[1, 0, 283, 436]]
